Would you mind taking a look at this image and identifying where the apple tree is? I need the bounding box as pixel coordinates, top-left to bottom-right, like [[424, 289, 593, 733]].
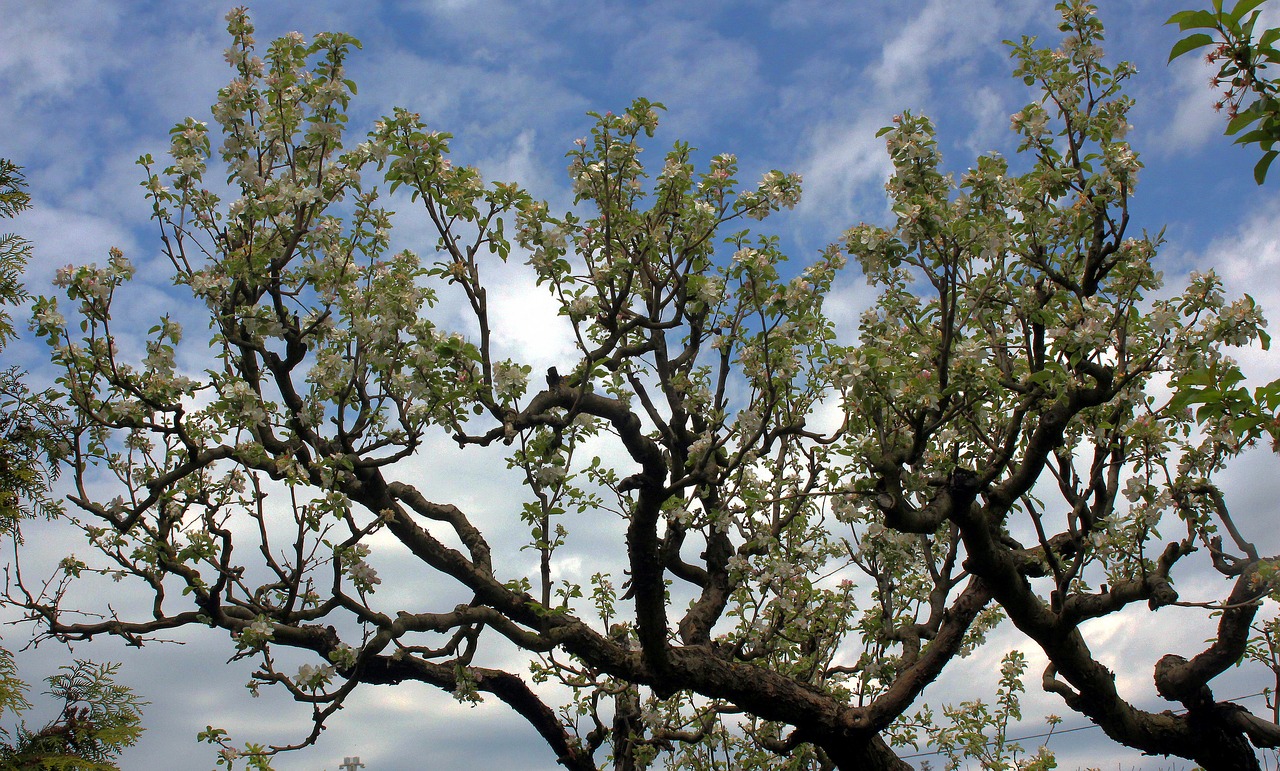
[[10, 3, 1280, 769]]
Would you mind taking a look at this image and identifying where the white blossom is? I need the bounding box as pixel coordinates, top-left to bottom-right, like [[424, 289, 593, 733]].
[[295, 662, 335, 690]]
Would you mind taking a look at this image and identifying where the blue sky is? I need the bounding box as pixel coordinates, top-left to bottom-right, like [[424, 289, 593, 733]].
[[3, 1, 1280, 769]]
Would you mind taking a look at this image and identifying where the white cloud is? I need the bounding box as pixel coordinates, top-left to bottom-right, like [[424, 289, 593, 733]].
[[1197, 194, 1280, 388], [610, 20, 763, 140], [873, 0, 1041, 97], [795, 113, 895, 230], [825, 266, 880, 343], [961, 85, 1011, 157], [0, 0, 124, 104], [1212, 197, 1280, 308], [1149, 55, 1224, 154], [404, 0, 559, 65], [487, 264, 579, 368], [13, 206, 141, 288], [792, 0, 1047, 229]]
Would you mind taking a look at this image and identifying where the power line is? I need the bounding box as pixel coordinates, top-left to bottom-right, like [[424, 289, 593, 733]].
[[898, 690, 1271, 761]]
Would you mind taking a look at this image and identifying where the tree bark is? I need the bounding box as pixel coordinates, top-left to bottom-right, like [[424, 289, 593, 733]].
[[820, 734, 912, 771], [1185, 704, 1262, 771]]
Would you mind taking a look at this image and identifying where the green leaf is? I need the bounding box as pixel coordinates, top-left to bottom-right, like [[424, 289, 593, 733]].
[[1176, 370, 1217, 387], [1256, 378, 1280, 409], [1166, 10, 1219, 30], [1169, 33, 1216, 62], [1232, 415, 1264, 434], [1254, 149, 1278, 183], [1229, 0, 1270, 23], [1209, 365, 1248, 390], [1227, 103, 1266, 135], [1171, 390, 1215, 409], [1234, 128, 1275, 145]]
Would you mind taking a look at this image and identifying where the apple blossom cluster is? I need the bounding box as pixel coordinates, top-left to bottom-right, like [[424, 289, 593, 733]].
[[238, 618, 274, 649], [294, 662, 335, 691], [335, 543, 381, 594]]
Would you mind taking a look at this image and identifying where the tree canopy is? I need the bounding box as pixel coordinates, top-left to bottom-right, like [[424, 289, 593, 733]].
[[1169, 0, 1280, 183], [7, 2, 1280, 769], [0, 161, 145, 770], [0, 159, 66, 532], [0, 651, 146, 771]]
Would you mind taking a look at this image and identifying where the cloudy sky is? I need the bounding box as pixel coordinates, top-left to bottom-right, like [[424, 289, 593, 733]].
[[3, 0, 1280, 769]]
